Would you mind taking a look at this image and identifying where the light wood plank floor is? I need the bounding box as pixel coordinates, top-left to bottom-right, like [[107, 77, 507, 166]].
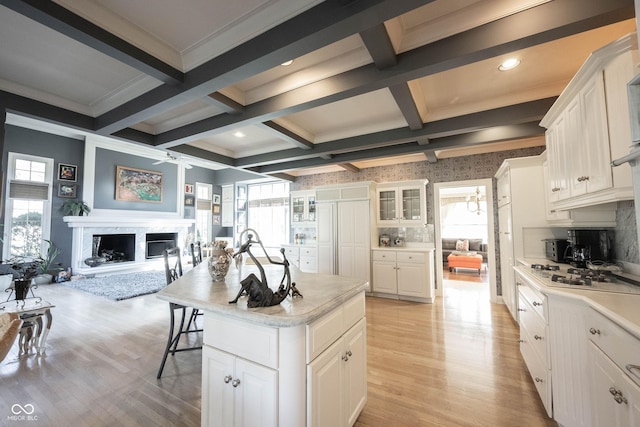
[[0, 280, 555, 426]]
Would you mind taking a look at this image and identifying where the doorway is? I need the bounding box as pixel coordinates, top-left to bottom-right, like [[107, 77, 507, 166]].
[[433, 179, 498, 303]]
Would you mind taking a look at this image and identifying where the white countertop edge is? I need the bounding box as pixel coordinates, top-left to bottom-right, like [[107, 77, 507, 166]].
[[514, 264, 640, 339], [372, 247, 434, 252], [157, 282, 369, 328]]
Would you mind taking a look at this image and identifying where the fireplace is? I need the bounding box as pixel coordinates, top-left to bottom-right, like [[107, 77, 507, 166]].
[[64, 215, 194, 275], [93, 233, 135, 263], [146, 233, 178, 259]]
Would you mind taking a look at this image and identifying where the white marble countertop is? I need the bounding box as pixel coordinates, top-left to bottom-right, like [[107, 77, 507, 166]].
[[515, 258, 640, 339], [156, 262, 368, 328]]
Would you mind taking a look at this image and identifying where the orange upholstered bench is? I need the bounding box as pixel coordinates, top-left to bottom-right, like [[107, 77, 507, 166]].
[[447, 253, 483, 274]]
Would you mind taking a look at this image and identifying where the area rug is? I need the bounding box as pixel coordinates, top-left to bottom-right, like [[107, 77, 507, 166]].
[[60, 270, 167, 301]]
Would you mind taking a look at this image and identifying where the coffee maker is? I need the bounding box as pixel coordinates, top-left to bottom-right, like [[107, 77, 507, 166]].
[[565, 229, 613, 267]]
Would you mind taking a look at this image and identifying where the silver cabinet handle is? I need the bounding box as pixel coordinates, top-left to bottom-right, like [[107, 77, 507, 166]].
[[534, 335, 543, 341], [609, 387, 627, 404], [342, 354, 349, 362], [346, 350, 352, 357], [232, 379, 241, 388], [224, 375, 232, 383], [589, 328, 601, 335], [533, 301, 543, 307], [534, 377, 543, 383], [518, 308, 526, 312]]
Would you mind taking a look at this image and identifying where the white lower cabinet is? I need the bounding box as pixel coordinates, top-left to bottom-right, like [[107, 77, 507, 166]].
[[517, 276, 551, 417], [202, 346, 277, 427], [590, 343, 640, 427], [201, 292, 367, 427], [371, 249, 434, 303], [282, 245, 318, 273], [307, 318, 367, 427], [587, 308, 640, 426]]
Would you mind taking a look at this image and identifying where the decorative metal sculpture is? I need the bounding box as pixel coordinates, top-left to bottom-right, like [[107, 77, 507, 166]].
[[229, 229, 302, 307]]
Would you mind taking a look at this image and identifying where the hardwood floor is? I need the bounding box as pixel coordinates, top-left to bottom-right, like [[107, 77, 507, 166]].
[[0, 278, 555, 426]]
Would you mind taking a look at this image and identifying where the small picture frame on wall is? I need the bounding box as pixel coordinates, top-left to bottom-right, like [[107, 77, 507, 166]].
[[58, 163, 77, 182], [213, 194, 221, 204], [58, 183, 77, 198], [212, 204, 220, 214], [185, 194, 195, 206], [213, 215, 221, 225], [185, 183, 194, 195]]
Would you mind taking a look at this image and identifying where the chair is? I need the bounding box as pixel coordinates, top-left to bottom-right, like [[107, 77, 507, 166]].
[[157, 247, 202, 379], [190, 241, 203, 266], [0, 312, 22, 363]]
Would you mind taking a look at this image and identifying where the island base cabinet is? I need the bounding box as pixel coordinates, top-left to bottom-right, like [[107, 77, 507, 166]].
[[590, 342, 640, 427], [307, 318, 367, 427], [202, 346, 277, 427]]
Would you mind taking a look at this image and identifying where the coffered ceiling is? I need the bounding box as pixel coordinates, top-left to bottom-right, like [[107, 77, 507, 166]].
[[0, 0, 636, 179]]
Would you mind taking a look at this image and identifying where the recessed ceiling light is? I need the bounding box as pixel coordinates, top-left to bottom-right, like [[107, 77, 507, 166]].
[[233, 131, 245, 138], [281, 60, 294, 66], [499, 58, 520, 71]]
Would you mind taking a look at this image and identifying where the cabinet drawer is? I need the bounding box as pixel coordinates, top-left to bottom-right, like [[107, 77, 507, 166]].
[[588, 308, 640, 387], [372, 250, 396, 262], [204, 314, 279, 369], [520, 325, 552, 417], [306, 293, 365, 363], [299, 255, 317, 272], [396, 251, 425, 264], [519, 293, 548, 366], [283, 246, 300, 258], [518, 283, 546, 321], [300, 246, 317, 257]]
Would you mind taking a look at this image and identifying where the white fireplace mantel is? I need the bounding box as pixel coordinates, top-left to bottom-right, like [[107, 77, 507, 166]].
[[64, 213, 195, 275]]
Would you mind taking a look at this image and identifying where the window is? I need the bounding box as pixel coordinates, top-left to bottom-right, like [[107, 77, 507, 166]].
[[4, 153, 54, 259], [247, 182, 289, 247], [195, 182, 212, 244]]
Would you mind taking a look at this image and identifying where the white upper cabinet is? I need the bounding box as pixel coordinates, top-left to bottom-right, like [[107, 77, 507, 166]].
[[540, 33, 638, 210], [291, 190, 317, 226], [375, 180, 428, 226]]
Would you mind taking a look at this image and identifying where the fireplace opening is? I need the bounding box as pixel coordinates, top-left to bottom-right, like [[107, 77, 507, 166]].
[[93, 234, 135, 263], [146, 233, 178, 259]]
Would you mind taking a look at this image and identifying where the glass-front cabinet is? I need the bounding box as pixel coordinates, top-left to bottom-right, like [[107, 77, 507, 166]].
[[376, 180, 428, 226], [290, 190, 316, 225]]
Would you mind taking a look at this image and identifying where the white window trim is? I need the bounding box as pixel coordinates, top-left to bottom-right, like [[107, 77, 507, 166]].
[[3, 152, 54, 260]]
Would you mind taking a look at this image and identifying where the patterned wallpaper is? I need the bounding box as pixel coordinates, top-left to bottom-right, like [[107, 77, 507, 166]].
[[291, 146, 546, 225], [290, 146, 640, 294]]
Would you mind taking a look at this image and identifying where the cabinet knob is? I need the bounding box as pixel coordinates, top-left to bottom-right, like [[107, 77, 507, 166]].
[[534, 377, 543, 383], [534, 335, 543, 341], [224, 375, 232, 384], [532, 301, 543, 307], [342, 355, 349, 362], [346, 350, 352, 357], [232, 379, 241, 388], [609, 387, 627, 404], [589, 328, 601, 335], [518, 339, 524, 343], [518, 308, 526, 312]]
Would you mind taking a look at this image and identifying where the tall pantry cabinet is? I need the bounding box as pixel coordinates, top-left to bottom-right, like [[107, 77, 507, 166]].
[[495, 155, 548, 322], [315, 183, 375, 285]]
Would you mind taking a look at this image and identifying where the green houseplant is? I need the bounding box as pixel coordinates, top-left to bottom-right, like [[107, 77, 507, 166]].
[[61, 199, 91, 216], [34, 239, 62, 284]]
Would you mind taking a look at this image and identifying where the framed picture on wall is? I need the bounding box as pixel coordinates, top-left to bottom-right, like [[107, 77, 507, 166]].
[[185, 194, 195, 206], [213, 215, 221, 225], [213, 194, 221, 204], [58, 183, 77, 198], [185, 183, 194, 194], [115, 165, 163, 203], [58, 163, 77, 182], [212, 204, 220, 214]]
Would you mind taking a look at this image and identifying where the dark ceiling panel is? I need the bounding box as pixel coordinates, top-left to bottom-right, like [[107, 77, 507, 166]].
[[152, 0, 633, 149], [0, 0, 184, 85], [94, 0, 437, 135]]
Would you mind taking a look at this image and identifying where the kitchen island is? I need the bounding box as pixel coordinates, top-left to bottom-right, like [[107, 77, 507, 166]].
[[157, 261, 369, 427]]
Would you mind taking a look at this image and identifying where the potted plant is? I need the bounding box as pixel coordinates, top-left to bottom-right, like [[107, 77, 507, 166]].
[[33, 239, 62, 284], [7, 258, 43, 300], [61, 199, 91, 216]]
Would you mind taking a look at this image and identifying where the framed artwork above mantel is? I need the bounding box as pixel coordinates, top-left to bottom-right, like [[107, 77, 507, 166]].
[[115, 165, 163, 203]]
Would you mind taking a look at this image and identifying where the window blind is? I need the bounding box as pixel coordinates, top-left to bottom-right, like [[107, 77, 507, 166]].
[[9, 180, 49, 200]]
